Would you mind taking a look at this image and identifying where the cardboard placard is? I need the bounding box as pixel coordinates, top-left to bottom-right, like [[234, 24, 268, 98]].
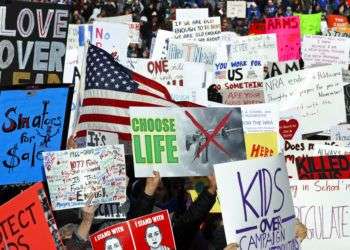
[[176, 8, 208, 20], [248, 20, 266, 35], [226, 1, 247, 18], [86, 130, 119, 147], [302, 35, 350, 69], [327, 15, 349, 28], [0, 2, 69, 85], [0, 86, 72, 185], [43, 145, 126, 210], [264, 65, 346, 134], [264, 60, 303, 79], [150, 30, 174, 60], [265, 16, 301, 61], [330, 124, 350, 146], [294, 13, 321, 35], [0, 182, 63, 249], [172, 17, 221, 42], [214, 156, 297, 249]]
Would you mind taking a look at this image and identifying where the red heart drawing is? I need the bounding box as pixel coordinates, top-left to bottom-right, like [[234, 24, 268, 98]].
[[279, 119, 299, 140]]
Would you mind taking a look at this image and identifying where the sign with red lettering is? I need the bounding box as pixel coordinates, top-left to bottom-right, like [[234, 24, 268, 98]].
[[296, 155, 350, 180], [265, 16, 301, 61], [0, 182, 63, 249], [90, 222, 135, 250], [249, 20, 266, 35], [327, 15, 349, 28], [0, 2, 69, 85], [89, 210, 176, 250], [129, 210, 176, 250], [279, 119, 299, 140]]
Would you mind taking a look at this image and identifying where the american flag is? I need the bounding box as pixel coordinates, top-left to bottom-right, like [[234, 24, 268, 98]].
[[75, 44, 199, 141]]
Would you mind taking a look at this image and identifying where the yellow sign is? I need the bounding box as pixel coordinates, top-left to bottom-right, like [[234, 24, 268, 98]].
[[244, 132, 279, 159], [188, 190, 221, 213]]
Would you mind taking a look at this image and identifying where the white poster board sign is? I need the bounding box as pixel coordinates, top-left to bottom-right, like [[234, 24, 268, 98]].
[[264, 65, 346, 134], [227, 1, 247, 18], [43, 145, 126, 210], [151, 30, 174, 60], [214, 156, 297, 249], [176, 8, 208, 20], [86, 130, 119, 147], [302, 35, 350, 69], [96, 14, 133, 23]]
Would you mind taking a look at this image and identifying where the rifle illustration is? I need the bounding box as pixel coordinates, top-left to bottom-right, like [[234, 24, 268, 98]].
[[185, 126, 243, 163]]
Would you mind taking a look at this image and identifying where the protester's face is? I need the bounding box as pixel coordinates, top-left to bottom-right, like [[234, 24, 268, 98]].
[[146, 226, 162, 248], [105, 238, 122, 250]]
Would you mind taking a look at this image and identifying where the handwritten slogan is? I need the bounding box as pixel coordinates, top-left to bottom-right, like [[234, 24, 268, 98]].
[[214, 156, 297, 250], [0, 2, 69, 85], [43, 145, 126, 210], [0, 87, 72, 185]]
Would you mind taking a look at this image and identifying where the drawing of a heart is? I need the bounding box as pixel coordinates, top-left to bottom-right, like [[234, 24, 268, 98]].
[[279, 119, 299, 140]]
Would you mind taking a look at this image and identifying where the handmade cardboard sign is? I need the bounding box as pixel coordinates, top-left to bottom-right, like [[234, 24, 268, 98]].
[[86, 130, 119, 147], [94, 202, 129, 220], [150, 30, 173, 60], [264, 60, 303, 79], [0, 86, 72, 185], [294, 13, 321, 35], [284, 140, 350, 249], [176, 8, 208, 20], [214, 156, 297, 249], [264, 65, 346, 134], [249, 20, 266, 35], [265, 16, 301, 61], [172, 17, 221, 42], [43, 145, 126, 210], [226, 1, 246, 18], [330, 124, 350, 146], [213, 59, 264, 105], [327, 15, 349, 28], [0, 182, 63, 249], [302, 35, 350, 69], [90, 210, 176, 250], [130, 107, 246, 177], [0, 2, 69, 85]]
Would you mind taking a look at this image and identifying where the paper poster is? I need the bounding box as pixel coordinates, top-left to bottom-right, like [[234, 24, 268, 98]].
[[176, 8, 208, 20], [92, 21, 129, 65], [265, 16, 301, 61], [226, 1, 246, 18], [244, 132, 278, 159], [94, 202, 128, 220], [264, 65, 346, 134], [227, 34, 278, 62], [0, 182, 63, 249], [150, 30, 174, 60], [330, 124, 350, 146], [0, 86, 72, 185], [0, 2, 69, 85], [43, 145, 126, 210], [294, 13, 321, 35], [284, 140, 350, 249], [167, 41, 217, 66], [323, 28, 350, 37], [213, 59, 264, 105], [95, 14, 133, 23], [90, 221, 135, 250], [125, 58, 184, 87], [248, 20, 266, 35], [302, 35, 350, 68], [128, 22, 141, 44], [130, 107, 246, 177], [183, 62, 208, 89], [90, 210, 175, 250], [327, 15, 349, 28], [172, 17, 221, 42], [86, 130, 119, 147], [166, 86, 208, 106], [264, 60, 303, 79], [214, 156, 297, 249]]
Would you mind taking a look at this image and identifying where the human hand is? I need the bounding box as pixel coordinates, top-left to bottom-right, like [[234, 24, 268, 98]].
[[224, 243, 239, 250], [67, 135, 77, 149], [295, 219, 307, 242], [144, 171, 161, 196], [207, 175, 217, 195], [81, 193, 98, 223]]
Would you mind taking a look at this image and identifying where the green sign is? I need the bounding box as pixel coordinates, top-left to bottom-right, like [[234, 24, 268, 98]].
[[294, 13, 321, 36]]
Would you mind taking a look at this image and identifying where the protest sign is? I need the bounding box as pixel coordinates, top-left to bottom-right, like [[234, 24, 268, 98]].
[[96, 14, 133, 23], [323, 28, 350, 37], [248, 20, 266, 35], [92, 21, 129, 65], [294, 13, 321, 35], [213, 59, 264, 105], [265, 16, 301, 61], [0, 2, 69, 85], [86, 130, 119, 147], [167, 41, 217, 66], [265, 60, 303, 79], [188, 189, 221, 213], [130, 107, 246, 177], [166, 86, 208, 106], [284, 140, 350, 249], [264, 65, 346, 134], [172, 17, 221, 42], [0, 182, 63, 249], [183, 62, 208, 89], [214, 156, 297, 249], [94, 202, 129, 220], [90, 210, 175, 250], [227, 34, 278, 62], [150, 30, 173, 60], [327, 15, 349, 28], [129, 210, 176, 249], [330, 124, 350, 146], [344, 70, 350, 83], [90, 221, 135, 250], [176, 8, 208, 20], [0, 86, 72, 185], [128, 22, 140, 44], [43, 145, 126, 210], [226, 1, 246, 18], [302, 35, 350, 69]]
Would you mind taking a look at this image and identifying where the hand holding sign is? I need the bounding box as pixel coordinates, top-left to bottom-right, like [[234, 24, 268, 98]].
[[145, 171, 161, 196]]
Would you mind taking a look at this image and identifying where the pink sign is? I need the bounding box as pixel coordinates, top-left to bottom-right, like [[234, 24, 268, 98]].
[[265, 16, 301, 62]]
